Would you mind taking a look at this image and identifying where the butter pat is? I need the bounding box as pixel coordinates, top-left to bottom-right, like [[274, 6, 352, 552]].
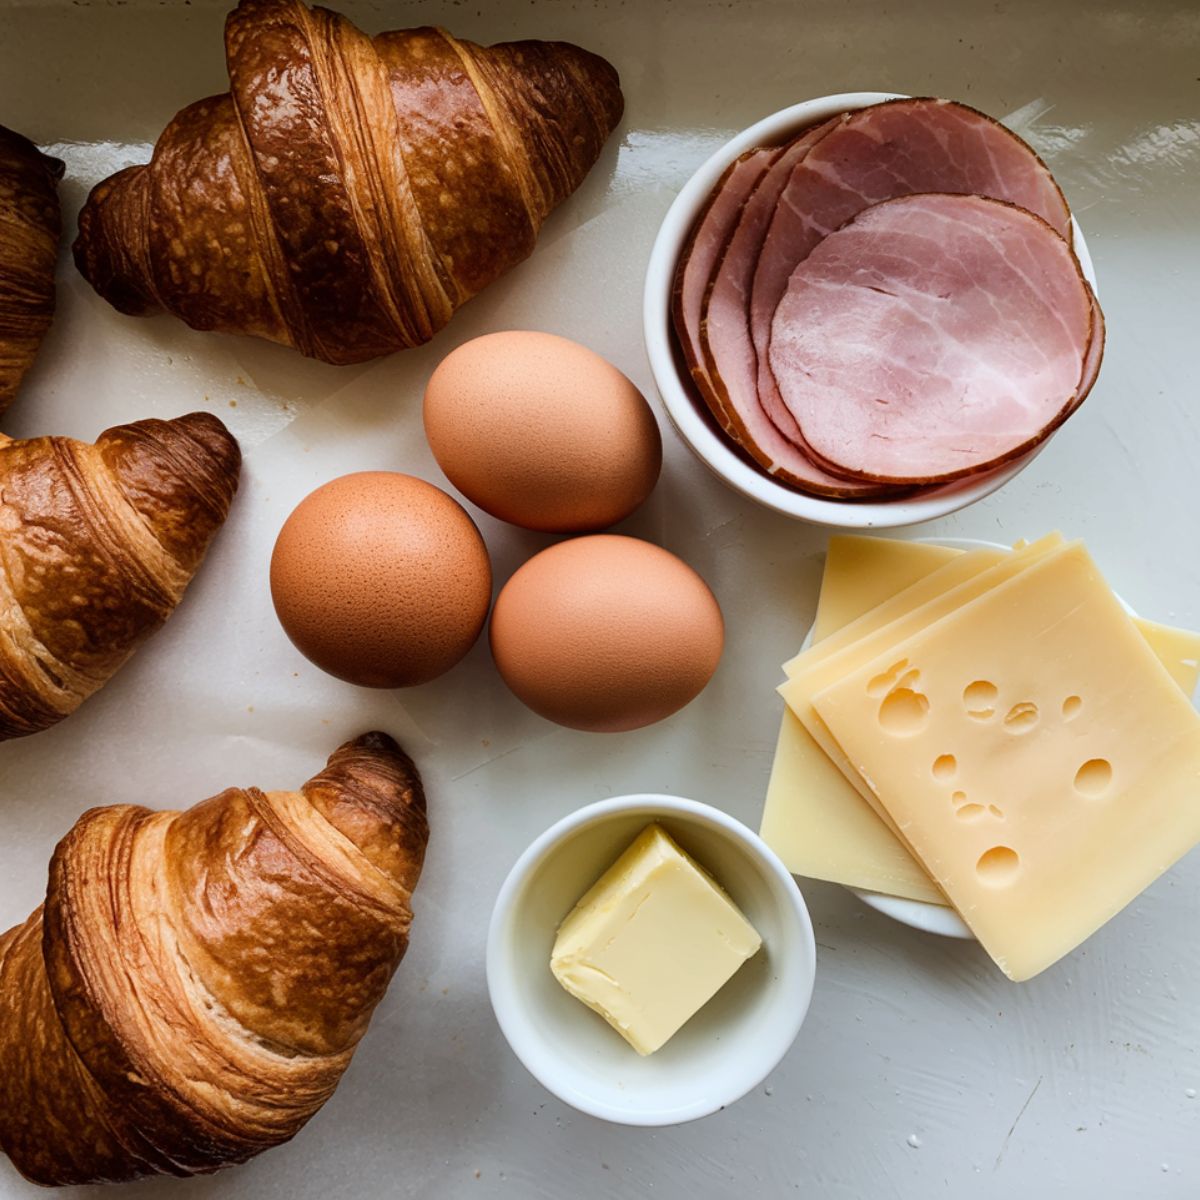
[[550, 824, 762, 1055]]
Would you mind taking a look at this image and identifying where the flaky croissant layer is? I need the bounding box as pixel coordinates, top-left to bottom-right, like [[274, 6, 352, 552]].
[[0, 732, 429, 1187], [0, 411, 240, 740], [73, 0, 624, 365], [0, 123, 63, 415]]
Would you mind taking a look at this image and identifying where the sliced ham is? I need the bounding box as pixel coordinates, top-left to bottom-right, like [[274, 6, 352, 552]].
[[1070, 287, 1106, 415], [750, 98, 1072, 434], [696, 120, 901, 497], [768, 193, 1092, 485], [671, 148, 777, 421]]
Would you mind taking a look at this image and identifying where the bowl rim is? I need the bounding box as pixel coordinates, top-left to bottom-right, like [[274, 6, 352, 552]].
[[641, 90, 1099, 529], [485, 792, 817, 1126]]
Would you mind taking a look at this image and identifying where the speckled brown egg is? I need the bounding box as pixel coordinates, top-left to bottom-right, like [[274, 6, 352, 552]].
[[423, 331, 662, 532], [270, 472, 492, 687], [489, 535, 724, 732]]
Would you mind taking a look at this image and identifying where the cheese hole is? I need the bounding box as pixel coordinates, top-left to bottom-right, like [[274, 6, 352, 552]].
[[1062, 695, 1083, 720], [951, 790, 967, 805], [867, 659, 909, 697], [877, 687, 930, 736], [932, 754, 957, 781], [962, 680, 998, 719], [956, 803, 985, 821], [1003, 701, 1039, 733], [1074, 758, 1112, 797], [988, 804, 1005, 819], [976, 846, 1021, 886]]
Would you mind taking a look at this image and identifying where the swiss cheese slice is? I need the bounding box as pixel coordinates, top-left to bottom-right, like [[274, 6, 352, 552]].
[[811, 541, 1200, 981], [1134, 617, 1200, 699], [761, 536, 1200, 907], [782, 544, 1014, 680], [765, 537, 1046, 901], [764, 537, 980, 904], [812, 537, 962, 644], [761, 708, 945, 903], [783, 536, 1065, 836]]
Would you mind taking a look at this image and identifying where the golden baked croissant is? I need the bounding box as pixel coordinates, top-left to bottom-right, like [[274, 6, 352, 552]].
[[73, 0, 624, 365], [0, 123, 63, 415], [0, 412, 240, 740], [0, 732, 428, 1186]]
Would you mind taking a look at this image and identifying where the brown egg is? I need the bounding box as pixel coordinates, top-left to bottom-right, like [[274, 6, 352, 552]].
[[423, 330, 662, 532], [270, 472, 492, 687], [489, 535, 724, 732]]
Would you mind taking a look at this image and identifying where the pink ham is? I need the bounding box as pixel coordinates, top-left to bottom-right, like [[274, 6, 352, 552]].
[[671, 148, 777, 421], [751, 98, 1072, 434], [697, 120, 901, 497], [1070, 288, 1106, 415], [768, 193, 1093, 484]]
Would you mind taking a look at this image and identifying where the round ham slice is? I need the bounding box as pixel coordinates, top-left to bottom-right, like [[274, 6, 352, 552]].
[[750, 98, 1072, 440], [768, 193, 1093, 485], [1069, 286, 1106, 416], [697, 120, 902, 498], [671, 148, 778, 424]]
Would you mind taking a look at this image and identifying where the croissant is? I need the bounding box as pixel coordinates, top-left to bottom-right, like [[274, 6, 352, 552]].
[[0, 412, 240, 740], [0, 123, 63, 415], [0, 732, 428, 1186], [73, 0, 624, 365]]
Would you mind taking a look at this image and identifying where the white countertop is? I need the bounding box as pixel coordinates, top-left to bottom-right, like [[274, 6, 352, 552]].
[[1, 1, 1197, 1196]]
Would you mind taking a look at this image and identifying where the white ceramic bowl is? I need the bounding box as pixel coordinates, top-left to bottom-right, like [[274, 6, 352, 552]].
[[642, 91, 1100, 529], [486, 794, 816, 1126]]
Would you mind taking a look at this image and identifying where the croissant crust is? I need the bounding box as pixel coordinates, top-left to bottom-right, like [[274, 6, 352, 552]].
[[0, 123, 63, 415], [0, 732, 429, 1186], [0, 411, 240, 740], [73, 0, 624, 364]]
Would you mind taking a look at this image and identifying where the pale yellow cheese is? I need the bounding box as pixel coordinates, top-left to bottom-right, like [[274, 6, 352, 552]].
[[764, 539, 976, 904], [761, 708, 945, 903], [812, 536, 963, 643], [767, 539, 1055, 901], [782, 543, 1017, 680], [783, 536, 1065, 833], [550, 824, 762, 1055], [761, 536, 1200, 905], [1134, 617, 1200, 698], [812, 541, 1200, 981]]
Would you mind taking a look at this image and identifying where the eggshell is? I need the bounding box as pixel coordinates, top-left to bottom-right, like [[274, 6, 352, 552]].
[[489, 535, 724, 732], [270, 472, 492, 688], [423, 330, 662, 532]]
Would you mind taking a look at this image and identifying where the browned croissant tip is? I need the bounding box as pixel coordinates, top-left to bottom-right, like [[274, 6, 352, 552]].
[[169, 409, 243, 473], [547, 37, 624, 126], [94, 411, 243, 518], [345, 730, 405, 758], [325, 732, 427, 811], [73, 167, 158, 317], [0, 123, 64, 181]]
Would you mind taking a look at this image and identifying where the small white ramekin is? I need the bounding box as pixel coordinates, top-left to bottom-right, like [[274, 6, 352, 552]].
[[486, 794, 816, 1126], [642, 91, 1099, 529]]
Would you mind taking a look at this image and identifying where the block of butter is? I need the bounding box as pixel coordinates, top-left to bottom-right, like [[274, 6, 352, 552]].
[[550, 824, 762, 1055]]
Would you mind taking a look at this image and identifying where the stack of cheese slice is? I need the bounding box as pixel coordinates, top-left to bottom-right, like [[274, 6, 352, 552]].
[[761, 533, 1200, 981]]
